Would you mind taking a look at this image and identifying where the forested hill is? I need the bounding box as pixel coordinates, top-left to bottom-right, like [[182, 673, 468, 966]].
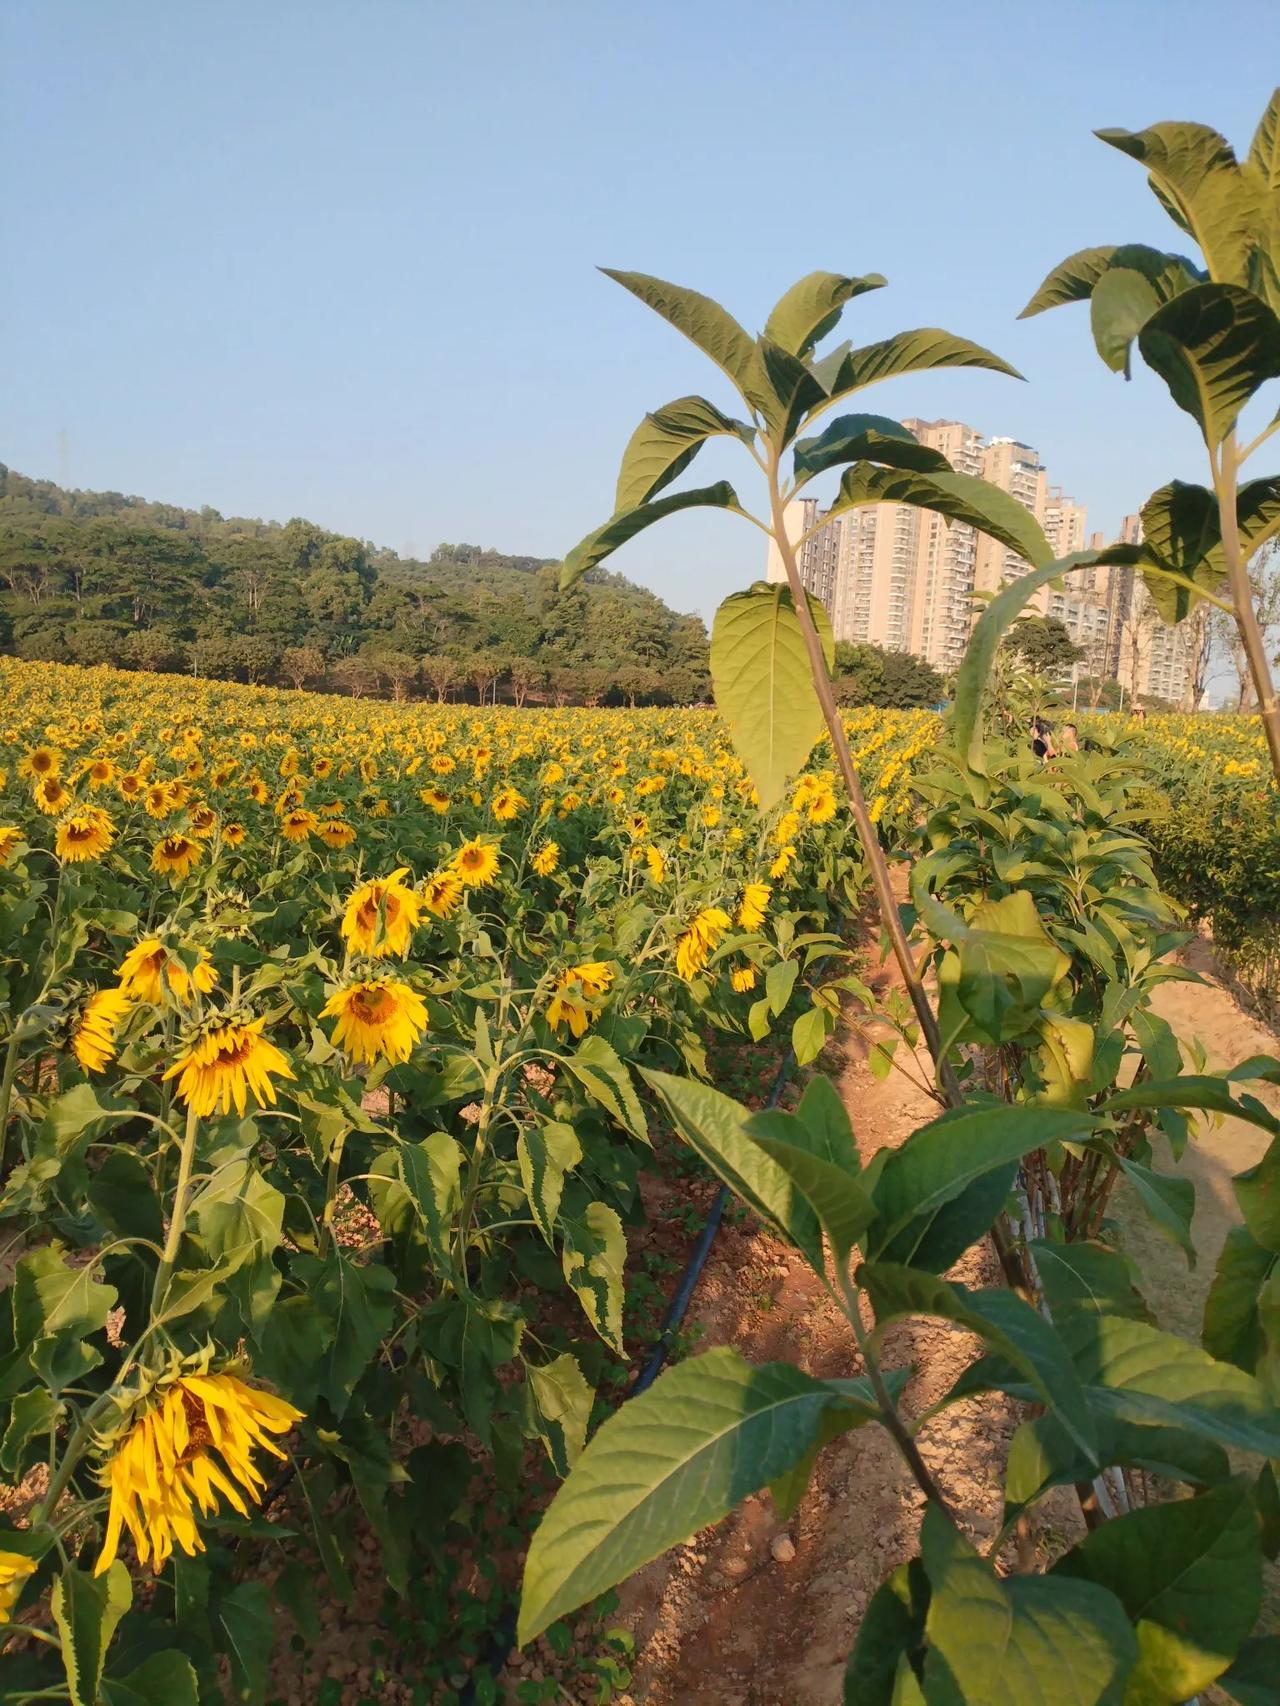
[[0, 465, 709, 704]]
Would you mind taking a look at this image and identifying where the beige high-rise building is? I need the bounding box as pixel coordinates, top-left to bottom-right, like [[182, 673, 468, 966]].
[[974, 439, 1049, 596], [1110, 513, 1190, 704]]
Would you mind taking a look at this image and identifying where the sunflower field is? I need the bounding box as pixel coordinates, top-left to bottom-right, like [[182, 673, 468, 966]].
[[0, 654, 934, 1701]]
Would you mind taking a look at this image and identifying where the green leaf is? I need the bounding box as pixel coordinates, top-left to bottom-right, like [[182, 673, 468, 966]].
[[14, 1247, 118, 1393], [103, 1651, 201, 1706], [38, 1081, 133, 1149], [1028, 1239, 1153, 1324], [87, 1149, 163, 1245], [763, 270, 886, 358], [822, 328, 1022, 404], [563, 1034, 648, 1142], [528, 1351, 594, 1477], [791, 1002, 831, 1066], [1020, 242, 1203, 318], [1236, 1136, 1280, 1254], [642, 1067, 823, 1270], [1102, 1075, 1279, 1140], [844, 1560, 929, 1706], [400, 1131, 465, 1258], [757, 336, 829, 442], [826, 463, 1052, 568], [562, 1201, 625, 1352], [599, 268, 762, 404], [1097, 120, 1260, 285], [290, 1251, 396, 1419], [1004, 1411, 1229, 1520], [1219, 1634, 1280, 1706], [560, 481, 745, 590], [951, 549, 1106, 773], [1114, 1153, 1197, 1266], [1090, 265, 1161, 373], [866, 1103, 1096, 1270], [793, 415, 950, 485], [765, 957, 799, 1016], [518, 1347, 857, 1643], [614, 395, 755, 512], [1139, 282, 1280, 447], [0, 1387, 60, 1477], [710, 581, 833, 811], [1054, 1479, 1262, 1703], [216, 1580, 274, 1706], [920, 1506, 1136, 1706], [795, 1074, 860, 1175], [1204, 1226, 1277, 1373], [192, 1158, 285, 1272], [518, 1120, 582, 1246], [52, 1562, 131, 1706], [745, 1116, 876, 1271], [859, 1264, 1096, 1459]]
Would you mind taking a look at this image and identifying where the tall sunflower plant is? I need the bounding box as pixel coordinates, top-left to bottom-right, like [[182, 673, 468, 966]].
[[516, 259, 1280, 1702]]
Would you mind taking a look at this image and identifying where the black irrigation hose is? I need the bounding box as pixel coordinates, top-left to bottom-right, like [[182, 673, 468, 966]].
[[458, 1045, 796, 1702]]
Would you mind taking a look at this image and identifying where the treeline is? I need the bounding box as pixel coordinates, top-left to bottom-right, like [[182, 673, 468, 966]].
[[0, 466, 710, 705]]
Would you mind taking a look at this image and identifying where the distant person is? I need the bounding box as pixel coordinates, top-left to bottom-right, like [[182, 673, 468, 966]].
[[1132, 704, 1147, 723], [1031, 717, 1055, 761], [1059, 722, 1080, 753]]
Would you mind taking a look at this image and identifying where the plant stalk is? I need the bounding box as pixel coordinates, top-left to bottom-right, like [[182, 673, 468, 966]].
[[150, 1101, 201, 1316], [1216, 432, 1280, 783]]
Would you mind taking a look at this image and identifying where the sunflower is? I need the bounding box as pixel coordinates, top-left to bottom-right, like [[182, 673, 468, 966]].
[[341, 867, 421, 958], [55, 808, 115, 863], [418, 785, 451, 814], [84, 757, 116, 789], [223, 822, 247, 846], [491, 786, 527, 822], [321, 978, 428, 1065], [188, 802, 218, 839], [95, 1364, 302, 1576], [317, 818, 356, 849], [546, 960, 615, 1038], [163, 1016, 294, 1117], [736, 882, 771, 933], [118, 771, 143, 801], [770, 844, 797, 880], [18, 744, 61, 780], [675, 906, 731, 982], [117, 937, 218, 1005], [280, 808, 316, 842], [152, 834, 202, 880], [0, 1551, 37, 1624], [144, 782, 174, 818], [644, 844, 666, 884], [731, 964, 758, 993], [72, 987, 133, 1073], [34, 776, 71, 815], [452, 838, 500, 888], [531, 841, 559, 876], [248, 779, 271, 805], [418, 870, 462, 920], [0, 826, 25, 866]]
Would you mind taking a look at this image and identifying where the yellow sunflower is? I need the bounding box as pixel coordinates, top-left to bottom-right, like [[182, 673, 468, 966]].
[[223, 822, 247, 847], [770, 844, 797, 880], [644, 844, 666, 884], [144, 782, 174, 818], [18, 744, 61, 780], [56, 807, 114, 863], [0, 1551, 37, 1624], [341, 868, 421, 958], [72, 987, 133, 1074], [492, 786, 527, 822], [163, 1017, 294, 1117], [0, 826, 25, 866], [736, 882, 771, 932], [675, 906, 731, 982], [452, 838, 499, 888], [34, 776, 71, 815], [280, 808, 316, 842], [531, 841, 559, 876], [418, 785, 451, 814], [117, 938, 218, 1005], [152, 834, 202, 880], [321, 978, 429, 1065], [420, 870, 464, 919], [317, 818, 356, 849], [95, 1366, 302, 1576], [731, 964, 758, 993], [546, 961, 615, 1038]]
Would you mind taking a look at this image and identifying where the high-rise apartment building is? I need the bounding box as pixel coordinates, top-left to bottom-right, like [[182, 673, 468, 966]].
[[1110, 512, 1190, 705]]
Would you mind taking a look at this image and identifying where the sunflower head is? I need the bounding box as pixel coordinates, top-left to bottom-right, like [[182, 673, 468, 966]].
[[162, 1013, 294, 1118], [320, 977, 429, 1065], [56, 806, 114, 863], [0, 1551, 37, 1624], [72, 986, 133, 1074], [152, 834, 202, 880], [452, 838, 499, 888], [0, 826, 26, 867], [341, 867, 421, 957]]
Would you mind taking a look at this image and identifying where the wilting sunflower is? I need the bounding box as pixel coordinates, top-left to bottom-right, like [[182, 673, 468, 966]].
[[95, 1362, 302, 1576], [644, 844, 666, 884], [56, 807, 114, 864], [152, 834, 202, 880], [546, 961, 614, 1038], [316, 818, 356, 849], [280, 808, 316, 843], [418, 785, 450, 814], [420, 869, 464, 919], [72, 986, 133, 1073], [731, 964, 758, 993], [675, 906, 731, 982], [0, 826, 25, 866], [223, 822, 247, 847], [163, 1016, 294, 1117], [117, 937, 218, 1005], [770, 844, 797, 880], [491, 785, 527, 822], [0, 1551, 37, 1624], [531, 841, 559, 876], [321, 978, 428, 1065], [736, 882, 771, 933], [452, 838, 499, 888], [187, 802, 218, 839], [341, 867, 421, 958]]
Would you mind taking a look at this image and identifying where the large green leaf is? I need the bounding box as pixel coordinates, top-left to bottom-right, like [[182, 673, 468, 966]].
[[820, 328, 1022, 404], [1020, 242, 1204, 318], [563, 1033, 648, 1141], [709, 580, 833, 811], [757, 336, 829, 442], [103, 1651, 201, 1706], [859, 1264, 1096, 1459], [1138, 282, 1280, 447], [560, 481, 746, 590], [399, 1131, 465, 1260], [1113, 1153, 1197, 1266], [1054, 1479, 1262, 1703], [763, 270, 887, 358], [641, 1067, 823, 1269], [844, 1561, 930, 1706], [1236, 1135, 1280, 1254], [952, 550, 1104, 773], [920, 1507, 1137, 1706], [216, 1579, 274, 1706], [1203, 1226, 1277, 1374], [745, 1117, 876, 1271], [1097, 120, 1260, 286], [614, 395, 755, 512], [517, 1347, 858, 1643], [517, 1120, 582, 1246], [1004, 1411, 1230, 1521], [1028, 1239, 1153, 1324], [52, 1563, 131, 1706], [1090, 265, 1162, 374], [1219, 1634, 1280, 1706], [561, 1201, 625, 1352], [599, 268, 762, 402], [825, 464, 1052, 569], [792, 414, 950, 485], [795, 1074, 860, 1175], [528, 1351, 594, 1476]]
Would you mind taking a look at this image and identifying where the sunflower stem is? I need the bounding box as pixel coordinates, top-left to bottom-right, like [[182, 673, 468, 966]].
[[151, 1101, 200, 1318], [0, 1029, 23, 1178]]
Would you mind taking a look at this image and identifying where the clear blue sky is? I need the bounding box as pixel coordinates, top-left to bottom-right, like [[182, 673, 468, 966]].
[[4, 0, 1276, 625]]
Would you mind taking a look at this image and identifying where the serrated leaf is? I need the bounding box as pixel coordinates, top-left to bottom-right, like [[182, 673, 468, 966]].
[[52, 1562, 131, 1706], [560, 481, 745, 590], [518, 1120, 582, 1246], [763, 270, 887, 358], [614, 395, 754, 512], [710, 581, 832, 812], [562, 1201, 625, 1352], [0, 1387, 60, 1477], [1138, 282, 1280, 447], [518, 1347, 858, 1643], [641, 1067, 823, 1270], [1054, 1479, 1262, 1703], [563, 1034, 648, 1141], [399, 1131, 465, 1258], [528, 1351, 594, 1476]]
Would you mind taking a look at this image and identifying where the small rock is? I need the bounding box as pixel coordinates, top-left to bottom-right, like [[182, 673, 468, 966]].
[[723, 1554, 750, 1577], [771, 1533, 797, 1563]]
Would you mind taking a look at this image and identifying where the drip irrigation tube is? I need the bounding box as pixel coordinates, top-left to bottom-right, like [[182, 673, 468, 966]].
[[457, 1047, 795, 1701]]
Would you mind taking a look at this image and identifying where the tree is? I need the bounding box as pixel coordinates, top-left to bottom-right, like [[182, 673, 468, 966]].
[[330, 654, 381, 698], [1211, 541, 1280, 710], [367, 647, 419, 702], [1003, 615, 1082, 677], [832, 641, 887, 705], [508, 658, 546, 708], [281, 644, 326, 690], [422, 652, 462, 703], [833, 641, 941, 709]]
